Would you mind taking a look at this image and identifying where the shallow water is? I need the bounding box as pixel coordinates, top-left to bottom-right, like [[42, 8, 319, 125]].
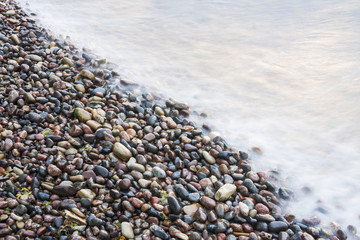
[[18, 0, 360, 229]]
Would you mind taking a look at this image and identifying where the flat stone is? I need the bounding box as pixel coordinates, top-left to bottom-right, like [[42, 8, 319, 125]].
[[215, 183, 236, 201], [168, 196, 182, 214], [138, 179, 152, 188], [69, 175, 85, 181], [48, 164, 62, 177], [255, 214, 275, 222], [121, 222, 134, 239], [65, 210, 86, 225], [94, 165, 109, 178], [200, 196, 216, 209], [203, 151, 215, 164], [175, 232, 189, 240], [15, 205, 27, 215], [238, 202, 250, 217], [65, 148, 78, 155], [4, 138, 13, 152], [88, 214, 103, 226], [91, 87, 106, 96], [74, 108, 92, 122], [127, 157, 145, 172], [24, 92, 36, 103], [78, 189, 96, 200], [301, 232, 315, 240], [243, 178, 258, 194], [80, 69, 95, 80], [5, 10, 16, 16], [113, 142, 132, 161], [152, 167, 166, 178], [52, 185, 77, 197], [194, 207, 207, 222], [82, 170, 96, 180], [183, 203, 201, 217], [143, 133, 156, 142], [63, 57, 74, 67], [95, 128, 112, 140], [269, 221, 288, 233], [150, 225, 170, 240], [8, 90, 19, 103], [29, 54, 42, 62], [255, 203, 269, 214], [279, 232, 289, 240], [188, 192, 201, 202], [10, 213, 23, 221], [29, 112, 42, 123], [87, 120, 102, 130]]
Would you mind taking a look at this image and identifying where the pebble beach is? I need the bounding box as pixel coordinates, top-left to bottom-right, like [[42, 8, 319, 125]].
[[0, 0, 357, 239]]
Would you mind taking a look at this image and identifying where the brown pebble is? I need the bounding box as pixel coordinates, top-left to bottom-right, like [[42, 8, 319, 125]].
[[200, 196, 216, 209]]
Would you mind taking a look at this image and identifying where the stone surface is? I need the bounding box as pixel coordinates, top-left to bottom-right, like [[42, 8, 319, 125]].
[[113, 142, 132, 161], [78, 189, 96, 200], [121, 222, 134, 239], [215, 183, 237, 201], [74, 108, 92, 122]]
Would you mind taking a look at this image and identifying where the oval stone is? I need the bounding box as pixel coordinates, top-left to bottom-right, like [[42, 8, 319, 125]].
[[215, 184, 237, 201]]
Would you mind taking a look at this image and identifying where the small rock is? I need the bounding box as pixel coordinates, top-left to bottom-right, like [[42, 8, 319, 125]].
[[119, 179, 131, 190], [87, 120, 102, 130], [80, 69, 95, 80], [4, 138, 13, 152], [243, 178, 258, 194], [24, 92, 36, 103], [138, 179, 152, 188], [94, 165, 109, 178], [238, 202, 250, 216], [48, 164, 62, 177], [74, 108, 92, 122], [200, 196, 216, 209], [269, 221, 288, 233], [150, 225, 170, 240], [52, 185, 77, 197], [168, 196, 182, 214], [8, 90, 19, 103], [113, 142, 132, 161], [29, 54, 42, 62], [65, 210, 86, 225], [183, 203, 201, 217], [121, 222, 134, 239], [215, 183, 236, 201], [5, 10, 16, 16], [95, 128, 112, 140], [78, 189, 96, 200], [29, 112, 42, 123], [152, 167, 166, 178], [203, 151, 215, 164]]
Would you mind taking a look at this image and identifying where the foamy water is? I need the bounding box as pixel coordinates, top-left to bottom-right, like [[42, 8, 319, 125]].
[[18, 0, 360, 230]]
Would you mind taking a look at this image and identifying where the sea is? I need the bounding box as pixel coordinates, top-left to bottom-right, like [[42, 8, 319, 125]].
[[18, 0, 360, 230]]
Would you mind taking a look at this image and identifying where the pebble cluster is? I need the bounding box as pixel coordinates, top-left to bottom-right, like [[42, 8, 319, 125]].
[[0, 0, 356, 240]]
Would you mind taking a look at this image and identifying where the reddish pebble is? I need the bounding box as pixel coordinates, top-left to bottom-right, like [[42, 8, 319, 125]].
[[217, 233, 226, 240], [255, 203, 270, 214], [242, 223, 254, 233]]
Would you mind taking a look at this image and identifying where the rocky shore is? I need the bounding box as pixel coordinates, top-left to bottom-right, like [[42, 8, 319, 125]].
[[0, 0, 356, 239]]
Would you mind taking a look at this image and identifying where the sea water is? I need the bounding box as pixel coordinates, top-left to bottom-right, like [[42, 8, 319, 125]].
[[18, 0, 360, 229]]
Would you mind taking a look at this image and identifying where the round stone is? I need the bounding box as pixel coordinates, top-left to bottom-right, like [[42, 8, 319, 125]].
[[152, 167, 166, 179]]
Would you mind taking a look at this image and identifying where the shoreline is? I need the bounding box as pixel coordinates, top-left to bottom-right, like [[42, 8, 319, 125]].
[[0, 0, 354, 239]]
